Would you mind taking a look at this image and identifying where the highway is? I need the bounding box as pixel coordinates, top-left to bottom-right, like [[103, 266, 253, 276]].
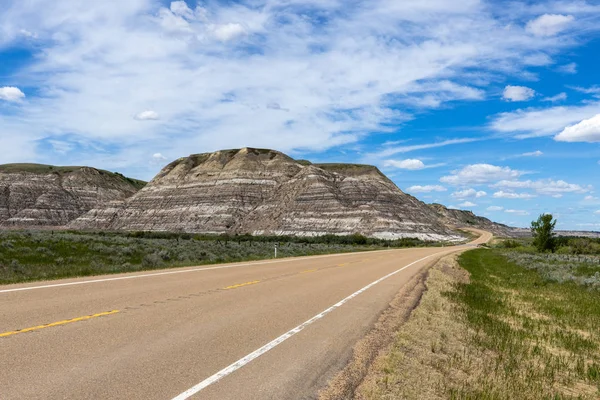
[[0, 231, 491, 399]]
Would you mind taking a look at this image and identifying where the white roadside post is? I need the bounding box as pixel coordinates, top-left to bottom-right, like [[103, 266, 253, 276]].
[[274, 243, 278, 258]]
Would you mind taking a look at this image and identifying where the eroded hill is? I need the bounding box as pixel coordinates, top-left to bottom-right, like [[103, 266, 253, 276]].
[[71, 148, 463, 241], [0, 164, 145, 228]]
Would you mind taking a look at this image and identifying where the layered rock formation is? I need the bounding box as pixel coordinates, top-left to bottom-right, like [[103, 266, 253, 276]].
[[0, 164, 145, 228], [71, 148, 463, 240], [427, 203, 516, 237]]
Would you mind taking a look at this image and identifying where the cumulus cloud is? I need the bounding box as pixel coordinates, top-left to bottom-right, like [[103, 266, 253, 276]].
[[135, 111, 160, 121], [487, 206, 504, 211], [555, 114, 600, 142], [0, 86, 25, 102], [503, 85, 535, 102], [406, 185, 447, 193], [152, 153, 167, 160], [441, 164, 523, 186], [492, 179, 592, 196], [384, 158, 445, 170], [526, 14, 574, 37], [459, 201, 477, 208], [595, 210, 600, 214], [505, 209, 530, 216], [384, 159, 426, 170], [451, 189, 487, 199], [493, 191, 537, 199], [543, 93, 567, 102]]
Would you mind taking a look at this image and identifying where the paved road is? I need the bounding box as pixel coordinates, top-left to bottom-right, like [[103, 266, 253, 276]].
[[0, 231, 491, 399]]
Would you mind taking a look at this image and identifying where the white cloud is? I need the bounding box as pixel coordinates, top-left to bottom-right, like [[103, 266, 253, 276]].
[[135, 111, 160, 121], [459, 201, 477, 208], [0, 86, 25, 102], [555, 114, 600, 142], [368, 138, 479, 161], [526, 14, 574, 37], [384, 159, 425, 170], [487, 206, 504, 211], [543, 93, 567, 102], [595, 210, 600, 214], [493, 191, 537, 199], [503, 85, 535, 102], [441, 164, 523, 185], [492, 179, 592, 196], [406, 185, 447, 193], [0, 1, 598, 177], [505, 209, 530, 216], [451, 188, 487, 199], [152, 153, 167, 160], [585, 195, 598, 201], [490, 102, 600, 138], [213, 23, 246, 42], [558, 63, 577, 74], [522, 150, 543, 157]]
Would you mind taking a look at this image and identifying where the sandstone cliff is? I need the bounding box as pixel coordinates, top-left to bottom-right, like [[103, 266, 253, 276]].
[[71, 148, 463, 241], [0, 164, 145, 228]]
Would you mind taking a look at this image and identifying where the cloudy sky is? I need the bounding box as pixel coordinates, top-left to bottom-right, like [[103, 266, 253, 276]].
[[1, 0, 600, 229]]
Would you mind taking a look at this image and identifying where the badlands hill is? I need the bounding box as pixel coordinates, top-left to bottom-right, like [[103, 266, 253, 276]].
[[70, 148, 509, 240], [428, 203, 515, 237], [0, 164, 145, 227]]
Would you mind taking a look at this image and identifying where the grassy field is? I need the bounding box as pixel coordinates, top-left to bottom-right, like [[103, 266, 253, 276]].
[[357, 248, 600, 400], [0, 230, 440, 285]]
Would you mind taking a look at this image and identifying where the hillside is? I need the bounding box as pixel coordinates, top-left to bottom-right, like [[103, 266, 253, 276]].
[[427, 203, 516, 237], [71, 148, 464, 241], [0, 164, 146, 227]]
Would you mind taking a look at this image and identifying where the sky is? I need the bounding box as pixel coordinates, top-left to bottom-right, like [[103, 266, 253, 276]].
[[1, 0, 600, 230]]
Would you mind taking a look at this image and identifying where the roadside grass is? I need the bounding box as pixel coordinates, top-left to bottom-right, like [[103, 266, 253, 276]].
[[0, 230, 445, 284], [357, 249, 600, 400]]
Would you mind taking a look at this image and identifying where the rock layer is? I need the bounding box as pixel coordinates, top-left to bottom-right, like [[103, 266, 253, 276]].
[[71, 148, 463, 240], [0, 164, 145, 228]]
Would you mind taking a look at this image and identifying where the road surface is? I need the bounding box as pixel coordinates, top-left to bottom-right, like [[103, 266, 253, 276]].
[[0, 231, 491, 399]]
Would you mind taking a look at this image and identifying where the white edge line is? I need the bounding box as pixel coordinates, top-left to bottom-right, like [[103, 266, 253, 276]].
[[170, 251, 447, 400], [0, 248, 406, 294]]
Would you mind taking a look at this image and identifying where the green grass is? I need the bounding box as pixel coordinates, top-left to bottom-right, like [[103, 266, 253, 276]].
[[450, 249, 600, 399], [0, 230, 435, 285]]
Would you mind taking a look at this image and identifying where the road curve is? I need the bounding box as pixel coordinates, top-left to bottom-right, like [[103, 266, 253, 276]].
[[1, 231, 491, 399]]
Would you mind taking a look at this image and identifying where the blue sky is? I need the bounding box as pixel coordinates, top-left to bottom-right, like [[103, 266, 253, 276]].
[[1, 0, 600, 230]]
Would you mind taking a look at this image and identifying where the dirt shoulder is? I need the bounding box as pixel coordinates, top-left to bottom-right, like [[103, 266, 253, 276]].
[[319, 254, 468, 400]]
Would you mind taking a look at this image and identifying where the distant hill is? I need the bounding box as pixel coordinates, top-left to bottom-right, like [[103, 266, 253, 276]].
[[0, 164, 146, 227], [427, 203, 517, 237]]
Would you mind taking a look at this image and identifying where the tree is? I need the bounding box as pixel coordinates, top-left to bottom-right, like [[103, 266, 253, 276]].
[[531, 214, 557, 253]]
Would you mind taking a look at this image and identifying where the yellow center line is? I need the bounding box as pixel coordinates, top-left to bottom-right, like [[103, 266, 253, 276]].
[[300, 269, 318, 274], [223, 280, 261, 290], [0, 310, 120, 338], [336, 263, 349, 267]]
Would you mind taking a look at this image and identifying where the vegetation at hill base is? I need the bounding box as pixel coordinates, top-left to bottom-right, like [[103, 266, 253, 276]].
[[358, 242, 600, 400], [0, 230, 450, 285]]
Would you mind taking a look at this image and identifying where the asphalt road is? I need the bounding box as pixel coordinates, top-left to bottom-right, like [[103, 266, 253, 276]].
[[0, 231, 491, 400]]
